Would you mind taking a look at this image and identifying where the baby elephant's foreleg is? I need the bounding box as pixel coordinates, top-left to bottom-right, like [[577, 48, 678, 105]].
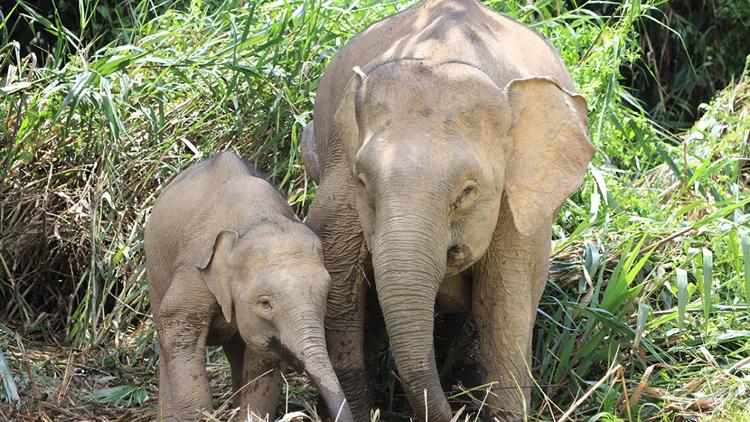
[[156, 282, 213, 421]]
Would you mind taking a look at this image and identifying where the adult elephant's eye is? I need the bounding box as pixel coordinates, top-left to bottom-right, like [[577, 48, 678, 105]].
[[451, 181, 478, 211], [460, 184, 476, 198], [357, 173, 373, 203], [357, 173, 368, 190]]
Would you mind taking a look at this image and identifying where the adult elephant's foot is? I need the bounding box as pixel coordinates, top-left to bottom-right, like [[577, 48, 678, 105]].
[[485, 384, 531, 422]]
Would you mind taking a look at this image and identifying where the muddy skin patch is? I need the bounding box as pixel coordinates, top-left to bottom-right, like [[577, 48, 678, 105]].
[[416, 62, 432, 75]]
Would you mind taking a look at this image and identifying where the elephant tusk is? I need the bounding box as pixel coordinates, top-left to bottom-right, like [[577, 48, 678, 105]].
[[352, 66, 367, 80]]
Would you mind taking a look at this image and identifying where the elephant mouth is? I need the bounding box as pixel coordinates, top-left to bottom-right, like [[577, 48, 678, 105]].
[[446, 243, 474, 274]]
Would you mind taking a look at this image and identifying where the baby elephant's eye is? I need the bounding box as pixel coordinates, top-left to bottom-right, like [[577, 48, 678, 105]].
[[257, 297, 273, 310]]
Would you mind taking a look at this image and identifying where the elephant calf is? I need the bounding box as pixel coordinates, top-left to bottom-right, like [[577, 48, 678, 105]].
[[144, 151, 352, 421]]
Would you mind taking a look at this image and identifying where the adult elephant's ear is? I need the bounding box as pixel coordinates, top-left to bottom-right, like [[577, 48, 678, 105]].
[[197, 230, 238, 323], [504, 77, 595, 236], [300, 122, 321, 183], [334, 66, 368, 168]]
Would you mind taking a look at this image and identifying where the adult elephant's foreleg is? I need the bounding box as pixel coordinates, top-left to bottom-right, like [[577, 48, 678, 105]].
[[240, 349, 282, 419], [472, 205, 552, 421], [307, 176, 372, 421], [324, 242, 370, 420]]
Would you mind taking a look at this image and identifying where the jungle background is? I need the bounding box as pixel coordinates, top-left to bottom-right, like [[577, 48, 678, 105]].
[[2, 0, 750, 420]]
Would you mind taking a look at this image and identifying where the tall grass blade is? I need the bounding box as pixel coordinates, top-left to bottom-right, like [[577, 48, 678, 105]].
[[634, 302, 651, 349], [702, 248, 713, 332], [742, 232, 750, 304], [676, 269, 688, 331]]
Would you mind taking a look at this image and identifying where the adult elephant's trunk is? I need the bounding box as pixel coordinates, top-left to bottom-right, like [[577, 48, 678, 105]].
[[286, 318, 353, 422], [372, 196, 452, 421]]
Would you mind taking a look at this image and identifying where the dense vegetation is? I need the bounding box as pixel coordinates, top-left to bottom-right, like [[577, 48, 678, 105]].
[[2, 0, 750, 420], [625, 0, 750, 129]]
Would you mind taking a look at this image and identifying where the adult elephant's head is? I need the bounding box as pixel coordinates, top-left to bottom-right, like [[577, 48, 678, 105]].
[[335, 59, 594, 419]]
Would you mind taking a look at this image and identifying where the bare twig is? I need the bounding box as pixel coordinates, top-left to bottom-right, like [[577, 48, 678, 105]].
[[607, 227, 693, 262], [617, 366, 631, 420], [40, 401, 78, 418], [14, 335, 36, 397]]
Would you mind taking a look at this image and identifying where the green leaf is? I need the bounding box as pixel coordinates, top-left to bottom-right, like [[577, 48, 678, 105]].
[[92, 384, 148, 406]]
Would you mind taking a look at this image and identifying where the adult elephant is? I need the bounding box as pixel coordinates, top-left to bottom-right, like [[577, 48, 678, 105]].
[[302, 0, 594, 420]]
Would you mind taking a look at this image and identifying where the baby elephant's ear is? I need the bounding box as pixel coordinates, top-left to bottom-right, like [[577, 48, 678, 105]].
[[504, 77, 595, 236], [197, 230, 238, 323]]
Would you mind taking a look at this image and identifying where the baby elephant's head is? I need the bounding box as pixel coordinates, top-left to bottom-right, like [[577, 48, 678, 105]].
[[197, 217, 351, 420]]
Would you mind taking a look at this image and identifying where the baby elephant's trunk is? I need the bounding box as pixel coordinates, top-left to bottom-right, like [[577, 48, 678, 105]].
[[287, 319, 353, 421]]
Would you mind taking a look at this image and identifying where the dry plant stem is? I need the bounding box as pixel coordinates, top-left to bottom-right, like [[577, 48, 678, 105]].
[[209, 368, 275, 416], [681, 354, 750, 395], [448, 406, 465, 422], [0, 252, 27, 323], [281, 371, 290, 416], [627, 363, 674, 405], [113, 409, 135, 422], [728, 355, 750, 374], [41, 401, 77, 418], [15, 333, 41, 412], [617, 366, 631, 420], [55, 348, 76, 405], [556, 364, 622, 422], [472, 384, 492, 422]]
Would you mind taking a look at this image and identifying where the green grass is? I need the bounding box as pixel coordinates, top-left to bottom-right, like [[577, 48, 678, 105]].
[[2, 0, 750, 420]]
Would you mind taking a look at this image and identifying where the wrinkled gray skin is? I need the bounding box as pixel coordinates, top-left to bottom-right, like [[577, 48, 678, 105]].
[[301, 0, 594, 420], [145, 152, 352, 421]]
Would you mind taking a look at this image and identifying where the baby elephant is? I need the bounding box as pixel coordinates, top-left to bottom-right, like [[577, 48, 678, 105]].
[[145, 152, 352, 421]]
